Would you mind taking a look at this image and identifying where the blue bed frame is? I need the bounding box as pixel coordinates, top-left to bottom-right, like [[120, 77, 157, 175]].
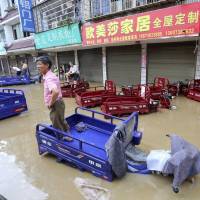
[[0, 88, 28, 119], [0, 75, 35, 86], [36, 107, 146, 181]]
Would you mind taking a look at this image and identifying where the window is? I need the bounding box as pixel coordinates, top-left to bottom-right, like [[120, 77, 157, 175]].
[[0, 31, 6, 42], [23, 32, 30, 37], [10, 0, 16, 6], [111, 0, 123, 12], [13, 29, 17, 40], [34, 0, 76, 32], [8, 0, 16, 7], [12, 24, 23, 40]]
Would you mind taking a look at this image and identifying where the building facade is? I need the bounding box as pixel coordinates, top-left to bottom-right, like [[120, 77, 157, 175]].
[[32, 0, 89, 79], [80, 0, 200, 85], [31, 0, 200, 84]]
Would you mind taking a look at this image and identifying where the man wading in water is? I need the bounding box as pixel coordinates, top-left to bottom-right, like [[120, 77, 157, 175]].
[[36, 56, 72, 141]]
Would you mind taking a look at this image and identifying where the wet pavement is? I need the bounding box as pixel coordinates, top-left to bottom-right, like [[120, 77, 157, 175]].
[[0, 83, 200, 200]]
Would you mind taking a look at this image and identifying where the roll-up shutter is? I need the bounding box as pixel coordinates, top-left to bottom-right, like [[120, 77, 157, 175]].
[[58, 51, 74, 67], [78, 48, 102, 82], [148, 42, 196, 83], [107, 45, 141, 85]]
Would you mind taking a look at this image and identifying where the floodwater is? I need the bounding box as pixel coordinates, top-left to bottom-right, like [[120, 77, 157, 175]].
[[0, 83, 200, 200]]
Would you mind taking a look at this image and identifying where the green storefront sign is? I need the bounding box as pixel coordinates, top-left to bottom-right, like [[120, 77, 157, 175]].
[[34, 23, 81, 49], [0, 42, 7, 55]]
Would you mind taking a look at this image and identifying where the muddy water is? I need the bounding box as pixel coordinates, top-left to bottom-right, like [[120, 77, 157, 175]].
[[0, 83, 200, 200]]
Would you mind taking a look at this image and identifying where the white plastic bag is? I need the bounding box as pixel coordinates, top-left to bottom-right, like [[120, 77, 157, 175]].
[[147, 150, 171, 172]]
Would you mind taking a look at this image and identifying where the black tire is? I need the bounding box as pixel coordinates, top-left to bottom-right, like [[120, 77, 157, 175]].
[[172, 187, 179, 193]]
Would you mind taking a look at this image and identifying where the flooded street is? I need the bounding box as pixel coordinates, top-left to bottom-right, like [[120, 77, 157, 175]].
[[0, 83, 200, 200]]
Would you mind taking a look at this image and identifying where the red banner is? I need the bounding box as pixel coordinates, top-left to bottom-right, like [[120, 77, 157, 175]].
[[82, 2, 200, 46]]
